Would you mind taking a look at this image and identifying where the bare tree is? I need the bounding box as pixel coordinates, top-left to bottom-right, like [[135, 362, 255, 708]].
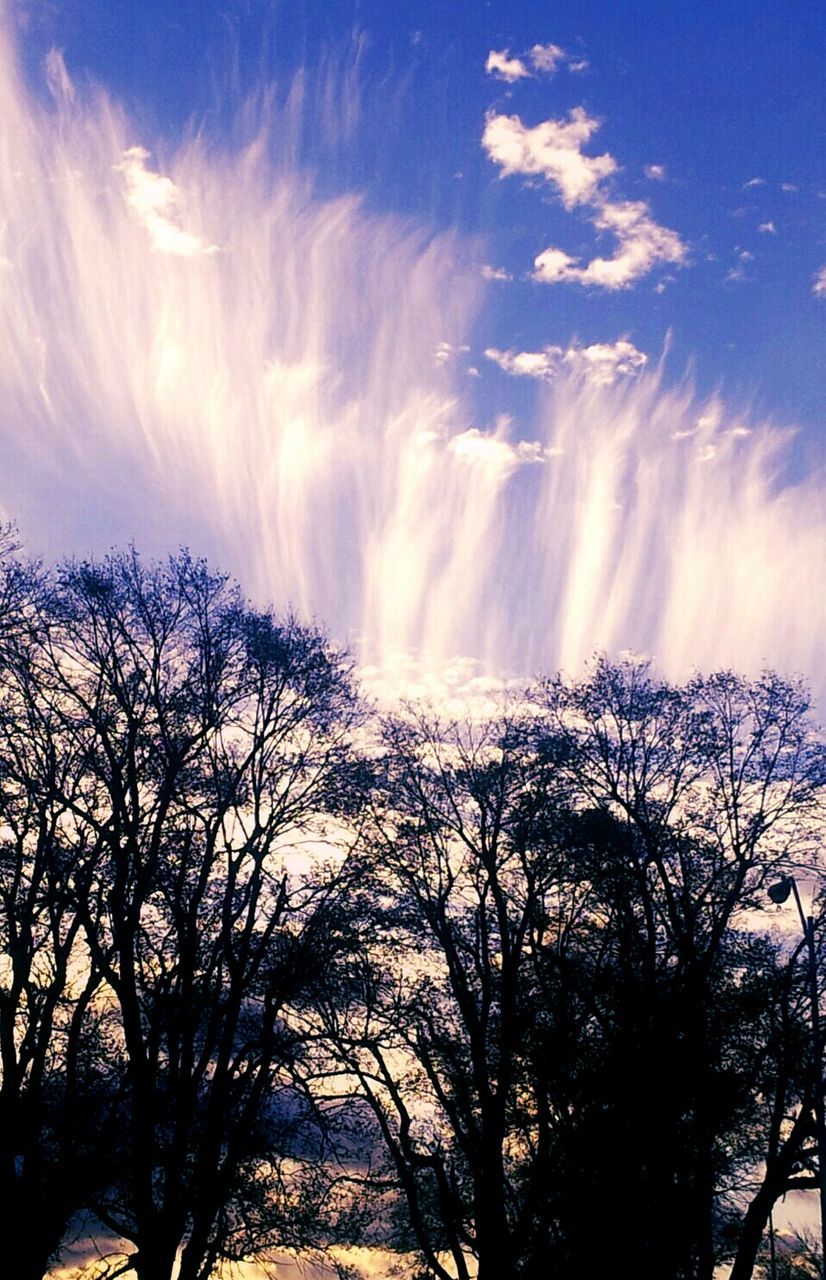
[[0, 549, 117, 1280], [312, 703, 575, 1280], [1, 548, 364, 1280], [314, 661, 824, 1280], [539, 659, 825, 1279]]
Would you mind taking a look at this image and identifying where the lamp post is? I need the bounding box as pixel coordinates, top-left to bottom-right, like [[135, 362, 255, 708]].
[[768, 875, 826, 1273]]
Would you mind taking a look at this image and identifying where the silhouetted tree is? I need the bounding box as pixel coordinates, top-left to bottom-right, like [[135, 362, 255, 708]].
[[0, 548, 364, 1280], [314, 661, 824, 1280], [537, 660, 825, 1279], [312, 703, 576, 1280], [0, 543, 122, 1280]]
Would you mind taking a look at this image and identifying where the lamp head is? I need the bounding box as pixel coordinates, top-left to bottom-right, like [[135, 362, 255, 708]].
[[767, 876, 794, 905]]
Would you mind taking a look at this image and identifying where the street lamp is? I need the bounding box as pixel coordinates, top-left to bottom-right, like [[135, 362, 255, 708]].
[[768, 875, 826, 1274]]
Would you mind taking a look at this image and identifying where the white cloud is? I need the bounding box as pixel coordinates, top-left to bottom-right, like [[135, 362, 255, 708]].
[[743, 177, 765, 189], [725, 248, 754, 283], [645, 163, 666, 181], [485, 50, 531, 82], [483, 109, 686, 290], [117, 147, 219, 257], [533, 247, 580, 282], [481, 263, 512, 281], [485, 339, 648, 386], [758, 221, 776, 234], [483, 108, 615, 208], [448, 426, 546, 469], [486, 42, 587, 81], [813, 267, 826, 298], [781, 182, 798, 193], [529, 43, 566, 74], [434, 341, 470, 365], [533, 199, 685, 290]]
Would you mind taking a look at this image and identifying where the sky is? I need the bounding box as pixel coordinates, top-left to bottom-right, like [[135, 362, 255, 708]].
[[2, 0, 825, 697]]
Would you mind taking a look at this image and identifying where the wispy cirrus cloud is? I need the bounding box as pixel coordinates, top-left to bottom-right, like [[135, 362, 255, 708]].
[[813, 267, 826, 298], [485, 339, 648, 385], [483, 108, 685, 290]]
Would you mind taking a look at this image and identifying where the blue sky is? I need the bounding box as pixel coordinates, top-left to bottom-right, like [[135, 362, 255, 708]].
[[3, 0, 825, 694], [15, 0, 826, 431]]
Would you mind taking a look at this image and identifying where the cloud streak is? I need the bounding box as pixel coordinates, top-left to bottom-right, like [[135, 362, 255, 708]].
[[0, 17, 823, 702]]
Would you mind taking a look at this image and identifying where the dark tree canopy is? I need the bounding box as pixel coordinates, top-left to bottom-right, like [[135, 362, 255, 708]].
[[0, 548, 364, 1280], [0, 543, 823, 1280]]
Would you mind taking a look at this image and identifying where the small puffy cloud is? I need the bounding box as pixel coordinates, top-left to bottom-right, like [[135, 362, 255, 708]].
[[481, 263, 512, 281], [533, 246, 580, 283], [781, 182, 798, 193], [722, 247, 753, 282], [448, 426, 546, 470], [743, 177, 765, 189], [485, 339, 647, 386], [485, 50, 531, 82], [485, 348, 557, 379], [813, 267, 826, 298], [529, 43, 566, 74], [484, 108, 685, 290], [117, 147, 219, 257], [486, 42, 586, 81], [725, 249, 754, 284], [568, 199, 685, 289], [483, 108, 615, 208], [758, 221, 776, 234], [533, 200, 685, 290], [434, 341, 470, 365], [645, 163, 666, 182]]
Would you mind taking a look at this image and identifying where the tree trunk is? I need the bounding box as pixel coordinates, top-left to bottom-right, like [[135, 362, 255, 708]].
[[132, 1237, 180, 1280]]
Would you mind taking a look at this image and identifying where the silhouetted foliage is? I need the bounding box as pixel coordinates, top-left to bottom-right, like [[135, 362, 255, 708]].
[[1, 545, 824, 1280], [313, 662, 825, 1280], [0, 548, 364, 1280]]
